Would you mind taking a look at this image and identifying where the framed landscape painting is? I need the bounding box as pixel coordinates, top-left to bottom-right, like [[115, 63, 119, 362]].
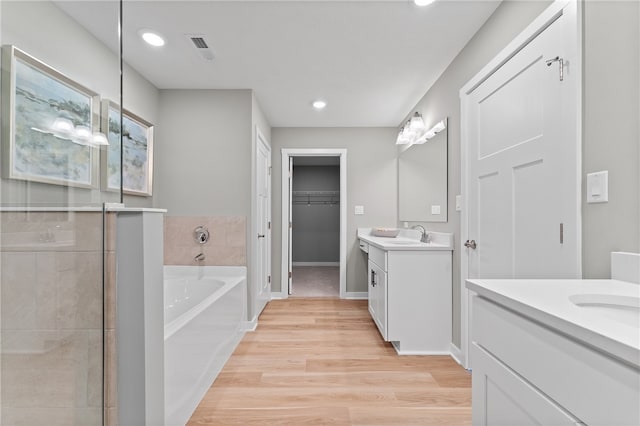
[[1, 45, 100, 188], [101, 100, 154, 196]]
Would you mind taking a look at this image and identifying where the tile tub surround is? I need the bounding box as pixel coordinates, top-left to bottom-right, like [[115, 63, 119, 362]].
[[0, 210, 111, 425], [164, 216, 246, 266]]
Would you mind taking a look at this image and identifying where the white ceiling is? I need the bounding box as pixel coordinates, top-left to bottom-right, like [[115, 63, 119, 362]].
[[56, 0, 500, 127]]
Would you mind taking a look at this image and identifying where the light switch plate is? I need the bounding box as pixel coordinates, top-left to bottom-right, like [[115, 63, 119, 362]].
[[455, 195, 462, 212], [587, 171, 608, 203], [354, 205, 364, 215], [431, 205, 441, 215]]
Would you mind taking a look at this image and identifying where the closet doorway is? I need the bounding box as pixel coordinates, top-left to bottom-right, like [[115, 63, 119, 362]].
[[281, 149, 347, 298]]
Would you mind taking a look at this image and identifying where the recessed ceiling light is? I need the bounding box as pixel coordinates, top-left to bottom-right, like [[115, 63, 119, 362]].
[[140, 30, 166, 47], [414, 0, 435, 6], [312, 100, 327, 110]]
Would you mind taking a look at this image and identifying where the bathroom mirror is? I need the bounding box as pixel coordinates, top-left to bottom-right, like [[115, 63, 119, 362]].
[[398, 122, 448, 222]]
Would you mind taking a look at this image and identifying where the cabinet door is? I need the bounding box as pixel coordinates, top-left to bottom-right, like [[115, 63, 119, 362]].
[[367, 260, 377, 322], [472, 343, 582, 426], [376, 266, 387, 339], [368, 260, 387, 339]]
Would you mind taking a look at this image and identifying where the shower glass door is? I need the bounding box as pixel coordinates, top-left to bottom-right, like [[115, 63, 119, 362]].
[[0, 1, 122, 424]]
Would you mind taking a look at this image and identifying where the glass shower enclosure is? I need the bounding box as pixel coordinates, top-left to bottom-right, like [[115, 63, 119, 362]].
[[0, 1, 122, 424]]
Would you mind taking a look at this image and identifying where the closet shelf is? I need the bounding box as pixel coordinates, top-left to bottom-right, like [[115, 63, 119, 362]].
[[292, 190, 340, 206]]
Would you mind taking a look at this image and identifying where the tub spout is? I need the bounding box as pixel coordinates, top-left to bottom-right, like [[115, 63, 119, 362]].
[[195, 253, 205, 262]]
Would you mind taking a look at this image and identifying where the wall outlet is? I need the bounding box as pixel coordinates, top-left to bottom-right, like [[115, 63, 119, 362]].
[[455, 195, 462, 212], [431, 205, 441, 215], [354, 205, 364, 215]]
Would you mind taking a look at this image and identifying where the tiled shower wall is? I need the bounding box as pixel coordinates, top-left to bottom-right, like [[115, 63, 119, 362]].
[[0, 211, 115, 425], [164, 216, 246, 266]]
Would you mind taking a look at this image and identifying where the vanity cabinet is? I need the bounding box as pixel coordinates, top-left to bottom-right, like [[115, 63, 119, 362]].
[[470, 294, 639, 426], [365, 244, 452, 355]]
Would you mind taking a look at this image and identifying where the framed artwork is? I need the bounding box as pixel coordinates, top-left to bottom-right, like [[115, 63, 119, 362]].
[[101, 100, 154, 196], [1, 45, 100, 188]]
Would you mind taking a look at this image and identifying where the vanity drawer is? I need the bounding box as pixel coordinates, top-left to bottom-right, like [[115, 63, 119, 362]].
[[473, 295, 640, 425], [368, 245, 387, 271]]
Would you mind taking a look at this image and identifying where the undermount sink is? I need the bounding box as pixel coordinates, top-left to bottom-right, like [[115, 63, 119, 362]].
[[569, 294, 640, 328], [387, 240, 423, 245]]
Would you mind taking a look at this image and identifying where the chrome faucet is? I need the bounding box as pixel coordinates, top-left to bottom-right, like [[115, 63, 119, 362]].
[[194, 253, 205, 262], [411, 225, 430, 243]]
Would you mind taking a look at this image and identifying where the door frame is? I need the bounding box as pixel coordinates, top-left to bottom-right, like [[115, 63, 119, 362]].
[[251, 126, 272, 322], [280, 148, 347, 298], [459, 0, 582, 369]]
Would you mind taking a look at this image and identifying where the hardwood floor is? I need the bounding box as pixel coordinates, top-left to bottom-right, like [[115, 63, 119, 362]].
[[188, 299, 471, 425]]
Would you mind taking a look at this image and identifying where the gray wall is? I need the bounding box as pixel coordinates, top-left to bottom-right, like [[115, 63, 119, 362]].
[[401, 0, 640, 348], [271, 127, 398, 293], [153, 89, 252, 216], [292, 166, 340, 263], [582, 1, 640, 278], [397, 0, 553, 347], [0, 0, 159, 208], [155, 89, 272, 321]]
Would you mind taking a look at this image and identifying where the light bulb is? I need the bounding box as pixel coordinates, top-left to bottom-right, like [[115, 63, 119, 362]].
[[312, 100, 327, 110], [409, 112, 425, 131], [140, 30, 165, 47]]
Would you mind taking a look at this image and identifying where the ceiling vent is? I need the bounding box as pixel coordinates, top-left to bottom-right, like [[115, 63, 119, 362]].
[[185, 34, 215, 61]]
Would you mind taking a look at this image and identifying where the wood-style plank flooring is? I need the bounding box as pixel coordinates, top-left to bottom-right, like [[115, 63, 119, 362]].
[[188, 299, 471, 425]]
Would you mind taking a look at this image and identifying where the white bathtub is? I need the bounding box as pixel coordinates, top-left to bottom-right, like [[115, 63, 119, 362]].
[[164, 266, 247, 426]]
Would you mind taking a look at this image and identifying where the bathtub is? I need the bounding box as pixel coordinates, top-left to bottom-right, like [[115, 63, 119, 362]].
[[164, 265, 247, 426]]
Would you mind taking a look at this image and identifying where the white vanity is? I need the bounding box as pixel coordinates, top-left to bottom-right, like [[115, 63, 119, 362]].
[[358, 228, 453, 355], [466, 252, 640, 426]]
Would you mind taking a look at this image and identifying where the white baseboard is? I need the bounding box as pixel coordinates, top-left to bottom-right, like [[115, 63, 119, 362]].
[[450, 342, 465, 367], [240, 319, 257, 332], [391, 341, 455, 356], [343, 292, 368, 300], [270, 292, 288, 300], [292, 262, 340, 267]]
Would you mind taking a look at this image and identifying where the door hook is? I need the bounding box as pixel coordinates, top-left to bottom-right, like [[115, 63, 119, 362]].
[[545, 56, 564, 81]]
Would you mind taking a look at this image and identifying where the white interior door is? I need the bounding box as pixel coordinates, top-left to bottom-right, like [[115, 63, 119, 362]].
[[461, 1, 580, 368], [256, 131, 272, 315], [287, 156, 293, 295]]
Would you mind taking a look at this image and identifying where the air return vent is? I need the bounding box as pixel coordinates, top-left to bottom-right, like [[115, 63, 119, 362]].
[[185, 34, 215, 61], [190, 37, 208, 49]]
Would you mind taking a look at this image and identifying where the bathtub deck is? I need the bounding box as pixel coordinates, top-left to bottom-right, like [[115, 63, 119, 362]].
[[187, 299, 471, 425]]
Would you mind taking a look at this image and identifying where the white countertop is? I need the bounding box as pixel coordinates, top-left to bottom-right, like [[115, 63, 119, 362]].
[[466, 278, 640, 367], [357, 228, 453, 251]]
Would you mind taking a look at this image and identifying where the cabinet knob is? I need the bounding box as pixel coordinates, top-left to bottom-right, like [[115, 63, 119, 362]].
[[464, 239, 477, 249]]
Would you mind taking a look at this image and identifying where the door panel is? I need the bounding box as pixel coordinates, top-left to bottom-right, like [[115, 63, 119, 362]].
[[476, 171, 510, 278], [256, 133, 271, 315], [468, 12, 577, 281], [478, 57, 544, 159], [463, 4, 581, 368]]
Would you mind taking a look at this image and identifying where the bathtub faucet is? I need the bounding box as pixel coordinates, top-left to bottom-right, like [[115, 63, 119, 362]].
[[195, 253, 205, 262]]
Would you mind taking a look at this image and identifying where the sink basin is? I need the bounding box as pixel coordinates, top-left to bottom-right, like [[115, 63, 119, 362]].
[[569, 294, 640, 328], [387, 240, 423, 245]]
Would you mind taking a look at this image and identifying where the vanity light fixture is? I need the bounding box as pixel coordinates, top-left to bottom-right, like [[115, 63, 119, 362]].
[[413, 118, 447, 144], [140, 30, 166, 47], [91, 132, 109, 146], [51, 117, 74, 135], [408, 111, 425, 131], [414, 0, 435, 6], [312, 100, 327, 110], [396, 125, 412, 145]]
